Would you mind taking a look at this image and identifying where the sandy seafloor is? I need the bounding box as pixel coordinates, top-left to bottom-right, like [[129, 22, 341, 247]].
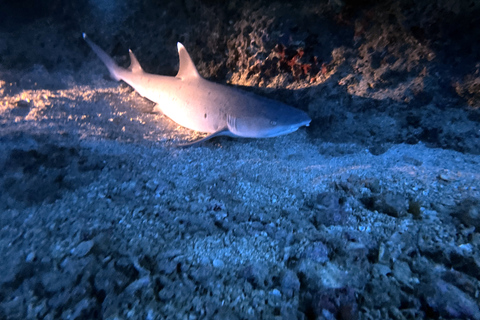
[[0, 0, 480, 320], [1, 70, 479, 320]]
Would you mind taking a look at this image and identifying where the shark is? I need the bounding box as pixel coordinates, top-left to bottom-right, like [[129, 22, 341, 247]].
[[83, 34, 311, 146]]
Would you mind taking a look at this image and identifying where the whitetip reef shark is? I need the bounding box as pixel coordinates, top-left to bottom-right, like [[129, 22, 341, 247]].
[[83, 33, 311, 146]]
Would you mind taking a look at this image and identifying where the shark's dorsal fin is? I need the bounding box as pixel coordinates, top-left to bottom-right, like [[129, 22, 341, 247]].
[[128, 49, 143, 73], [176, 43, 200, 80]]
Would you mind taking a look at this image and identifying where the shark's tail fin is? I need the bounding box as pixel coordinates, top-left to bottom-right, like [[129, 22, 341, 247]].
[[83, 33, 122, 81]]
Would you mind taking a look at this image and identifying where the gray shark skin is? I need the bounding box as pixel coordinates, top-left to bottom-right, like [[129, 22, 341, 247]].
[[83, 34, 311, 146]]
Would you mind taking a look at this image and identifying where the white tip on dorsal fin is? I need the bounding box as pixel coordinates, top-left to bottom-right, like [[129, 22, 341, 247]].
[[128, 49, 143, 73], [176, 42, 200, 79]]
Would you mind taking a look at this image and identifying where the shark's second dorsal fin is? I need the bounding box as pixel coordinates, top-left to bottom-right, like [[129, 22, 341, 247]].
[[176, 43, 200, 80], [128, 49, 143, 73]]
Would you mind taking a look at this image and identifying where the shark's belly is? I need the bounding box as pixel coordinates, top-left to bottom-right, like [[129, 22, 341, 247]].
[[147, 81, 230, 133], [162, 99, 225, 133]]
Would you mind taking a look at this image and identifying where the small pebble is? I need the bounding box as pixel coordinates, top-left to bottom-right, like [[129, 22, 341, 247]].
[[270, 289, 281, 297], [25, 252, 36, 262], [146, 179, 159, 191], [71, 240, 94, 257], [212, 259, 225, 268], [438, 171, 456, 182]]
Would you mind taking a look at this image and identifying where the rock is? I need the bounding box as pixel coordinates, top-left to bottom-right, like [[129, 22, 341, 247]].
[[242, 263, 270, 288], [69, 298, 97, 320], [280, 270, 300, 298], [452, 198, 480, 229], [303, 242, 329, 264], [381, 192, 408, 217], [311, 288, 358, 320], [423, 279, 480, 320], [0, 296, 25, 319], [41, 271, 74, 293], [270, 288, 281, 297], [212, 307, 240, 320], [311, 192, 347, 226], [392, 260, 413, 287], [361, 191, 408, 218], [372, 263, 392, 277], [125, 276, 150, 295], [212, 259, 225, 269], [25, 252, 36, 262], [71, 240, 94, 258]]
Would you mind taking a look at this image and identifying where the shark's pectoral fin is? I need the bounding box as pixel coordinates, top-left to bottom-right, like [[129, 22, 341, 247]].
[[176, 128, 234, 147], [153, 104, 163, 114]]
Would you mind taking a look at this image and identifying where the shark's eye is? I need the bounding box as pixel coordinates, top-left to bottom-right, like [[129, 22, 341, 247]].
[[270, 121, 277, 126]]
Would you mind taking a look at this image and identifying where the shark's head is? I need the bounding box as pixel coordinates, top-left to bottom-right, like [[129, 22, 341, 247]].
[[228, 106, 311, 138]]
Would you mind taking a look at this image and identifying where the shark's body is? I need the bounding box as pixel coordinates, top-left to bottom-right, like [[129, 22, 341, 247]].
[[83, 34, 311, 146]]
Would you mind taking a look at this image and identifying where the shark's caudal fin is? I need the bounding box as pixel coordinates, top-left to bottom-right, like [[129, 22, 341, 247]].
[[83, 33, 124, 81], [176, 43, 200, 80]]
